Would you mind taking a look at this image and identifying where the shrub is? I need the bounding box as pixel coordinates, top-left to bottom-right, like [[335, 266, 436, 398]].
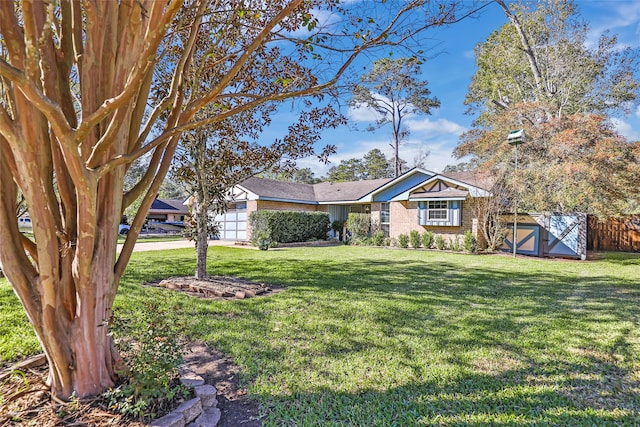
[[249, 212, 272, 250], [249, 210, 330, 245], [398, 233, 409, 248], [106, 301, 191, 421], [463, 231, 478, 253], [450, 236, 462, 252], [421, 231, 434, 249], [346, 213, 371, 240], [435, 235, 446, 250], [372, 230, 386, 246], [409, 230, 421, 249]]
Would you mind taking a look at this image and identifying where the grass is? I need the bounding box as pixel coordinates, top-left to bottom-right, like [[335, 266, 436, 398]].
[[2, 247, 639, 425], [116, 234, 186, 244]]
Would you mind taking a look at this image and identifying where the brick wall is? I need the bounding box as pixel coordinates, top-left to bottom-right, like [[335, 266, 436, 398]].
[[389, 198, 485, 247]]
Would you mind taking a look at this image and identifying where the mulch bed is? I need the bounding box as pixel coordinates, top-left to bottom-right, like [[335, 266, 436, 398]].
[[150, 275, 279, 300], [1, 274, 277, 426], [0, 343, 261, 427]]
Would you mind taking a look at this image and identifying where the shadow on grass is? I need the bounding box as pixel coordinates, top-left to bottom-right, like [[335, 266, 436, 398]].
[[258, 356, 640, 426], [109, 246, 640, 425], [5, 245, 637, 423]]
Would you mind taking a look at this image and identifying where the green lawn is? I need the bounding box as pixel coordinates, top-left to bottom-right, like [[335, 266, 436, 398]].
[[117, 234, 187, 244], [2, 247, 639, 426]]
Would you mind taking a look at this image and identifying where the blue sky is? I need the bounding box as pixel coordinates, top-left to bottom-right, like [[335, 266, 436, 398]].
[[271, 1, 640, 177]]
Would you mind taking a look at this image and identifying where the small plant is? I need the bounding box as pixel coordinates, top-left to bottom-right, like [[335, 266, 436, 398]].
[[409, 230, 421, 249], [398, 233, 409, 248], [463, 231, 478, 253], [450, 236, 462, 252], [254, 231, 271, 250], [331, 220, 344, 241], [435, 235, 446, 250], [106, 301, 191, 422], [372, 230, 386, 246], [421, 231, 434, 249]]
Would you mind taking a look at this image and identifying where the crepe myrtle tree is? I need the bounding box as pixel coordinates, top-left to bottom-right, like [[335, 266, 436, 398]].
[[0, 0, 481, 400]]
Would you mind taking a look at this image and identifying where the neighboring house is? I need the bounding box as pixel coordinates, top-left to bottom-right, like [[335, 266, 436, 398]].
[[146, 198, 189, 223], [215, 168, 492, 243], [18, 214, 32, 229]]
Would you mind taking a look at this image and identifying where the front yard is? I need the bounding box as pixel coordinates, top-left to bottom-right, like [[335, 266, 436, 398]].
[[2, 246, 639, 425]]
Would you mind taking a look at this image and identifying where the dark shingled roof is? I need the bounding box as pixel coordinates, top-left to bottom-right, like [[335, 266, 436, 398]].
[[313, 178, 392, 202], [239, 177, 393, 203], [240, 177, 316, 202], [238, 170, 491, 204], [439, 171, 493, 190], [149, 198, 189, 213]]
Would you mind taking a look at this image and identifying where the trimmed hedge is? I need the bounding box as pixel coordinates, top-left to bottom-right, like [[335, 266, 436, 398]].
[[249, 210, 330, 244]]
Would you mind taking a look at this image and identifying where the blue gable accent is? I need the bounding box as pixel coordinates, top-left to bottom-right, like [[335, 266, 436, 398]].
[[151, 199, 178, 210], [372, 171, 435, 202]]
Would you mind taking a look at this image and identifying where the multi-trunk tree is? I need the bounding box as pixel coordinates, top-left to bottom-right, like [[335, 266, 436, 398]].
[[0, 0, 477, 400]]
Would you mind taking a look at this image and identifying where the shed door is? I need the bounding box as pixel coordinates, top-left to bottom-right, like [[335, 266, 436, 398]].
[[502, 224, 541, 256], [214, 203, 246, 240], [542, 214, 586, 259]]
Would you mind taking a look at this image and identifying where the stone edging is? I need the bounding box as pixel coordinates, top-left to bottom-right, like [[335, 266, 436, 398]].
[[149, 370, 220, 427]]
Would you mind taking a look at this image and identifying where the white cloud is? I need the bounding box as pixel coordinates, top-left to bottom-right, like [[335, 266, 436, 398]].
[[610, 117, 639, 140], [635, 105, 640, 118], [348, 103, 385, 123], [405, 117, 466, 136], [283, 8, 342, 38], [586, 1, 640, 48], [400, 138, 463, 173]]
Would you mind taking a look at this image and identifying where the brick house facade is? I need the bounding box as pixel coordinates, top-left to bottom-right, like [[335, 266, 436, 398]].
[[218, 168, 492, 246]]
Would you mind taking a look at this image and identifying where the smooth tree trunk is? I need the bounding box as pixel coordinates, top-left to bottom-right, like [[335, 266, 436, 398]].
[[193, 194, 210, 279]]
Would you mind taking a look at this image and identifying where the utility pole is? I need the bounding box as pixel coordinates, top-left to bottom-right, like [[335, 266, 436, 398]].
[[507, 129, 526, 258]]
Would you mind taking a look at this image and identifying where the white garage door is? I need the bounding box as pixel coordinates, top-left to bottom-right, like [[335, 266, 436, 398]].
[[214, 202, 247, 240]]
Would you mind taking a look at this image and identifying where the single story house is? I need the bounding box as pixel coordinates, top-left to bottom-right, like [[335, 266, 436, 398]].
[[146, 198, 189, 223], [215, 168, 492, 244]]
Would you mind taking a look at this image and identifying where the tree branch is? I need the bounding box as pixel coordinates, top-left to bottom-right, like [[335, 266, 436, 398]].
[[75, 0, 183, 144]]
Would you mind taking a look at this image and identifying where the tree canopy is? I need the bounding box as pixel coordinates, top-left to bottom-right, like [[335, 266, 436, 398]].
[[456, 0, 640, 218], [325, 148, 396, 182], [466, 0, 640, 123]]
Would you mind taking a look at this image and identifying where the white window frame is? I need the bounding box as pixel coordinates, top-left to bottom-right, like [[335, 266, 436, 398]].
[[427, 200, 448, 221], [380, 202, 390, 236]]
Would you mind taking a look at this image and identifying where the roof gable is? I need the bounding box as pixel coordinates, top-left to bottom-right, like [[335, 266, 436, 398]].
[[390, 171, 492, 202], [363, 168, 438, 202]]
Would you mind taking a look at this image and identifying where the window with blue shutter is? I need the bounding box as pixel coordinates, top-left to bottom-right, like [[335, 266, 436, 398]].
[[419, 200, 461, 226]]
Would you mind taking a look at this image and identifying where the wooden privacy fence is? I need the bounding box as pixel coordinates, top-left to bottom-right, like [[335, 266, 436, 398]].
[[587, 215, 640, 253]]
